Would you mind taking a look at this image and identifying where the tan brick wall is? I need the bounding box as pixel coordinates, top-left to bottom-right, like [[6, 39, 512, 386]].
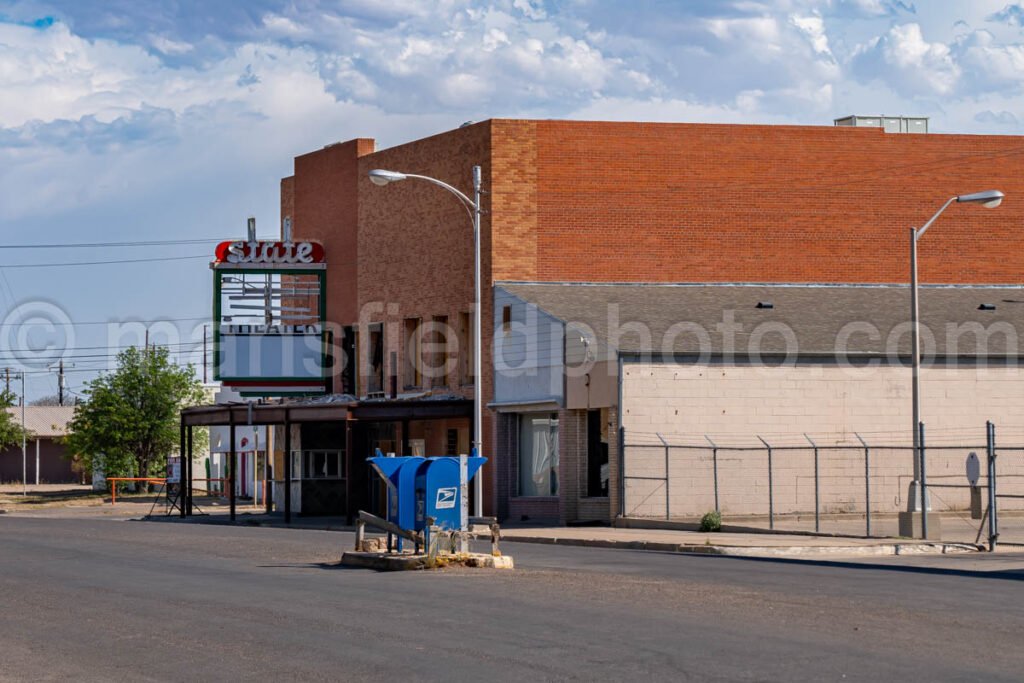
[[621, 361, 1024, 517]]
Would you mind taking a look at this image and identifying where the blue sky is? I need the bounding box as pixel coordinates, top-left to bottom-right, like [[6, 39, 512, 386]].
[[2, 0, 1024, 400]]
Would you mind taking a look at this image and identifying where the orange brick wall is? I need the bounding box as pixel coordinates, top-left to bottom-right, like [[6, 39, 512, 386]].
[[291, 138, 375, 326], [529, 120, 1024, 285]]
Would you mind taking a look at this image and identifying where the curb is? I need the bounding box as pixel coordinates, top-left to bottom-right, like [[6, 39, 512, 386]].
[[501, 535, 980, 557]]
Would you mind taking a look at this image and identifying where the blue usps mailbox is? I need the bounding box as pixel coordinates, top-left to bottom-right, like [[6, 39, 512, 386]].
[[415, 455, 486, 532], [367, 453, 425, 550]]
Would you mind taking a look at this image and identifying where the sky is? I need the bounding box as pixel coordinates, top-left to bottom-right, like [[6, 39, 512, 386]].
[[3, 0, 1024, 401]]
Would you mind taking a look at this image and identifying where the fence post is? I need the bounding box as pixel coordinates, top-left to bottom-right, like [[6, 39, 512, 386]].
[[804, 433, 820, 534], [919, 421, 927, 540], [987, 421, 998, 552], [855, 433, 870, 537], [657, 433, 670, 520], [757, 436, 773, 530], [705, 435, 719, 513], [619, 426, 626, 519]]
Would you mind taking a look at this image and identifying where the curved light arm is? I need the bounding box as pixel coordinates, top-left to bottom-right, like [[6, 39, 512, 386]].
[[916, 189, 1004, 240], [402, 174, 478, 210], [915, 196, 956, 241], [368, 169, 478, 210]]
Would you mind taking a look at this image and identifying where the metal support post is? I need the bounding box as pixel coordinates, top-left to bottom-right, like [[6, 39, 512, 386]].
[[284, 410, 292, 524], [179, 421, 186, 518], [758, 436, 773, 530], [804, 434, 820, 533], [657, 433, 670, 520], [619, 426, 626, 518], [345, 420, 353, 525], [229, 419, 236, 522], [705, 435, 719, 513], [186, 425, 194, 515], [855, 433, 870, 537], [987, 421, 998, 551], [471, 164, 483, 519], [909, 227, 923, 511], [919, 421, 927, 540], [459, 453, 469, 554]]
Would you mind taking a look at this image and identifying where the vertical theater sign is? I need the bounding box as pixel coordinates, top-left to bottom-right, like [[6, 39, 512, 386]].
[[211, 233, 328, 396]]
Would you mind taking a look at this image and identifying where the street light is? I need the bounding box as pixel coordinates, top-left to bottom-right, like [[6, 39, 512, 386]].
[[368, 165, 484, 519], [907, 189, 1004, 525]]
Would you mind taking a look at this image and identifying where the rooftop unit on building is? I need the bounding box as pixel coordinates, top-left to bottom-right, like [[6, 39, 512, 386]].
[[834, 115, 928, 134]]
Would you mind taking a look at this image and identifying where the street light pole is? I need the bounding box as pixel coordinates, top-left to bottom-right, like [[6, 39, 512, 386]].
[[471, 165, 483, 519], [369, 166, 485, 518], [907, 190, 1004, 520]]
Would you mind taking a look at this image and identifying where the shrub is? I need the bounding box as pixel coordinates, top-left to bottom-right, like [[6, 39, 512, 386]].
[[699, 510, 722, 532]]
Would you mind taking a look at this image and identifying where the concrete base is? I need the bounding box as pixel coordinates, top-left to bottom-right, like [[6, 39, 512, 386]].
[[340, 551, 514, 571], [907, 482, 933, 512], [898, 511, 943, 540]]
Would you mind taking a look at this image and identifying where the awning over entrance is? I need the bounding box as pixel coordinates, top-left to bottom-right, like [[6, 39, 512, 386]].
[[177, 395, 473, 524]]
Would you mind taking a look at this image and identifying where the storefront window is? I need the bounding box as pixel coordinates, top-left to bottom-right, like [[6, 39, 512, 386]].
[[518, 413, 559, 497], [299, 450, 345, 479]]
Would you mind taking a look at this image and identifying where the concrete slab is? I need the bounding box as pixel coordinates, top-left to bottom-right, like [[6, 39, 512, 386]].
[[339, 551, 514, 571]]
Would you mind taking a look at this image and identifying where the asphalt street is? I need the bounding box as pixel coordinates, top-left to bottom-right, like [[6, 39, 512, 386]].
[[1, 514, 1022, 682]]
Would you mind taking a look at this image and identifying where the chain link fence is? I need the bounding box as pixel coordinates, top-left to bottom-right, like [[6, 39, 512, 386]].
[[622, 423, 1024, 545]]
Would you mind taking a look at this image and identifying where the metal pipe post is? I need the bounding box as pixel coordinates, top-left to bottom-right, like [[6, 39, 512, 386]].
[[987, 421, 998, 551], [229, 420, 236, 522], [186, 426, 194, 515], [472, 164, 483, 519], [805, 434, 820, 533], [619, 425, 626, 518], [856, 433, 871, 537], [909, 227, 923, 511], [657, 433, 670, 520], [20, 373, 26, 495], [705, 435, 719, 513], [919, 421, 927, 539], [179, 421, 186, 518], [758, 436, 773, 530], [284, 411, 292, 524]]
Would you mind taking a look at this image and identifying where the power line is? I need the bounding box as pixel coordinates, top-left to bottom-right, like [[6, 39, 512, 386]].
[[0, 254, 210, 268], [0, 237, 275, 249], [0, 316, 208, 328]]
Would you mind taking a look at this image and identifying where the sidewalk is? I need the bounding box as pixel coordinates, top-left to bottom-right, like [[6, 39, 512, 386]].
[[499, 526, 981, 558], [1, 497, 1005, 558], [134, 509, 987, 558]]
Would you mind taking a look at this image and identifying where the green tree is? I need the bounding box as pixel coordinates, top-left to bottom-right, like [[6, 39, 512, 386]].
[[0, 387, 27, 449], [66, 347, 205, 481]]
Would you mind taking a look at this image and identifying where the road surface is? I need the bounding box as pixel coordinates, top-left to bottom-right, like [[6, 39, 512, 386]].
[[0, 514, 1022, 681]]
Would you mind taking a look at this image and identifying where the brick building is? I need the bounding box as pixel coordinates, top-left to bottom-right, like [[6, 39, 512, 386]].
[[280, 118, 1024, 523]]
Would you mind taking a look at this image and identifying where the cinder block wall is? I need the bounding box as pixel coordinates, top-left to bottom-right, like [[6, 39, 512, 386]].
[[620, 361, 1024, 517]]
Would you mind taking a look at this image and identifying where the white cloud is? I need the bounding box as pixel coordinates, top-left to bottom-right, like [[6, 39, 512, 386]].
[[852, 23, 961, 95], [148, 34, 193, 55]]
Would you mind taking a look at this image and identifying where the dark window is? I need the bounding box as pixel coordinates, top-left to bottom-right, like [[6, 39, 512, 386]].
[[368, 323, 384, 394], [587, 409, 609, 497]]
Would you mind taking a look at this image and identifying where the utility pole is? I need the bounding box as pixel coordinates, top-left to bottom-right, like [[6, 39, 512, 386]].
[[58, 360, 65, 406], [4, 367, 9, 394]]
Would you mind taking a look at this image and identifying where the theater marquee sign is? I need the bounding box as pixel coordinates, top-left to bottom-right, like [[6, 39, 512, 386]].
[[211, 239, 327, 397]]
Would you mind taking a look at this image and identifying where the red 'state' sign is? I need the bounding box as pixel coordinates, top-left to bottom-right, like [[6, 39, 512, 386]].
[[215, 240, 325, 265]]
